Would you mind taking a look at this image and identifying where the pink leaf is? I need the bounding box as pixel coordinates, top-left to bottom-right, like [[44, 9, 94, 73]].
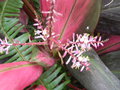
[[40, 0, 102, 43], [19, 9, 28, 25], [19, 9, 28, 32], [34, 85, 47, 90], [31, 48, 55, 67], [39, 0, 51, 18], [0, 61, 43, 90], [27, 85, 47, 90], [53, 0, 92, 43], [96, 35, 120, 55]]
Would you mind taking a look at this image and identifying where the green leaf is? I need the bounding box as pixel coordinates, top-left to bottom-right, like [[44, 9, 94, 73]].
[[0, 0, 23, 18], [0, 0, 35, 63], [100, 50, 120, 79], [0, 33, 34, 63], [102, 0, 120, 21], [66, 49, 120, 90], [36, 64, 70, 90]]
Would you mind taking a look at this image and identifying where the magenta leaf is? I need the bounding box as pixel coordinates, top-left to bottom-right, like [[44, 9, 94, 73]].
[[0, 61, 43, 90], [19, 9, 28, 26], [19, 9, 28, 32], [30, 48, 55, 67], [96, 35, 120, 55], [34, 85, 47, 90], [39, 0, 51, 18], [27, 85, 47, 90], [40, 0, 102, 43]]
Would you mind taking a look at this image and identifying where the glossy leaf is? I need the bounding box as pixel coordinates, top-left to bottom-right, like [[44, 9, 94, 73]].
[[0, 61, 43, 90], [96, 35, 120, 55], [30, 48, 55, 67], [39, 0, 51, 18], [100, 50, 120, 79], [66, 49, 120, 90], [102, 0, 120, 21], [95, 17, 120, 35], [40, 0, 102, 43], [34, 85, 47, 90]]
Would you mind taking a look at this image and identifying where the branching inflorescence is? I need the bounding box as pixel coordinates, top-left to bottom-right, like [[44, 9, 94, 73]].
[[32, 0, 104, 71], [34, 0, 62, 42], [0, 0, 104, 72], [61, 33, 103, 71], [0, 38, 12, 54]]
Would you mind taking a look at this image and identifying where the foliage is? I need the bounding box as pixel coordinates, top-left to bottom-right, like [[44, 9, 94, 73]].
[[1, 0, 118, 90], [0, 0, 71, 89], [0, 0, 33, 63], [33, 64, 70, 90]]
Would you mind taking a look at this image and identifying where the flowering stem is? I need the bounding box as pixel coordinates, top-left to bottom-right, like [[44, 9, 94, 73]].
[[0, 42, 47, 46], [12, 42, 47, 46], [50, 38, 77, 59], [49, 1, 54, 37]]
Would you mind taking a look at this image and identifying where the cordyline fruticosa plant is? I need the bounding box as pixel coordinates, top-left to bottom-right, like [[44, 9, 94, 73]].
[[0, 0, 120, 90]]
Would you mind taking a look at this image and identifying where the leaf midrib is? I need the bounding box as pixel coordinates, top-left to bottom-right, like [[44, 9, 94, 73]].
[[59, 0, 77, 39], [0, 0, 8, 21], [97, 42, 120, 54], [0, 63, 38, 72], [102, 4, 120, 12]]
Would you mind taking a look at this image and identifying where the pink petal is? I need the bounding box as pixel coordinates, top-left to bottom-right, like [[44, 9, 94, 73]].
[[0, 61, 43, 90]]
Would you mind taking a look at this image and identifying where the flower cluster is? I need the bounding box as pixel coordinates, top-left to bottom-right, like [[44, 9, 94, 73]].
[[0, 38, 11, 54], [34, 0, 62, 42], [42, 0, 62, 23], [33, 0, 63, 50], [34, 18, 50, 41], [0, 0, 104, 72], [62, 33, 103, 72], [33, 14, 104, 72], [0, 24, 104, 72], [0, 37, 47, 54]]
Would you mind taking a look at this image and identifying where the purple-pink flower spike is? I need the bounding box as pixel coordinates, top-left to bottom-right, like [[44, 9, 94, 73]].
[[61, 33, 103, 71], [0, 38, 12, 54], [0, 0, 104, 72]]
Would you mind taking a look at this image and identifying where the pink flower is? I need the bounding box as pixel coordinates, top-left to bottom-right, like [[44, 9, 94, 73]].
[[0, 61, 43, 90], [63, 33, 103, 71]]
